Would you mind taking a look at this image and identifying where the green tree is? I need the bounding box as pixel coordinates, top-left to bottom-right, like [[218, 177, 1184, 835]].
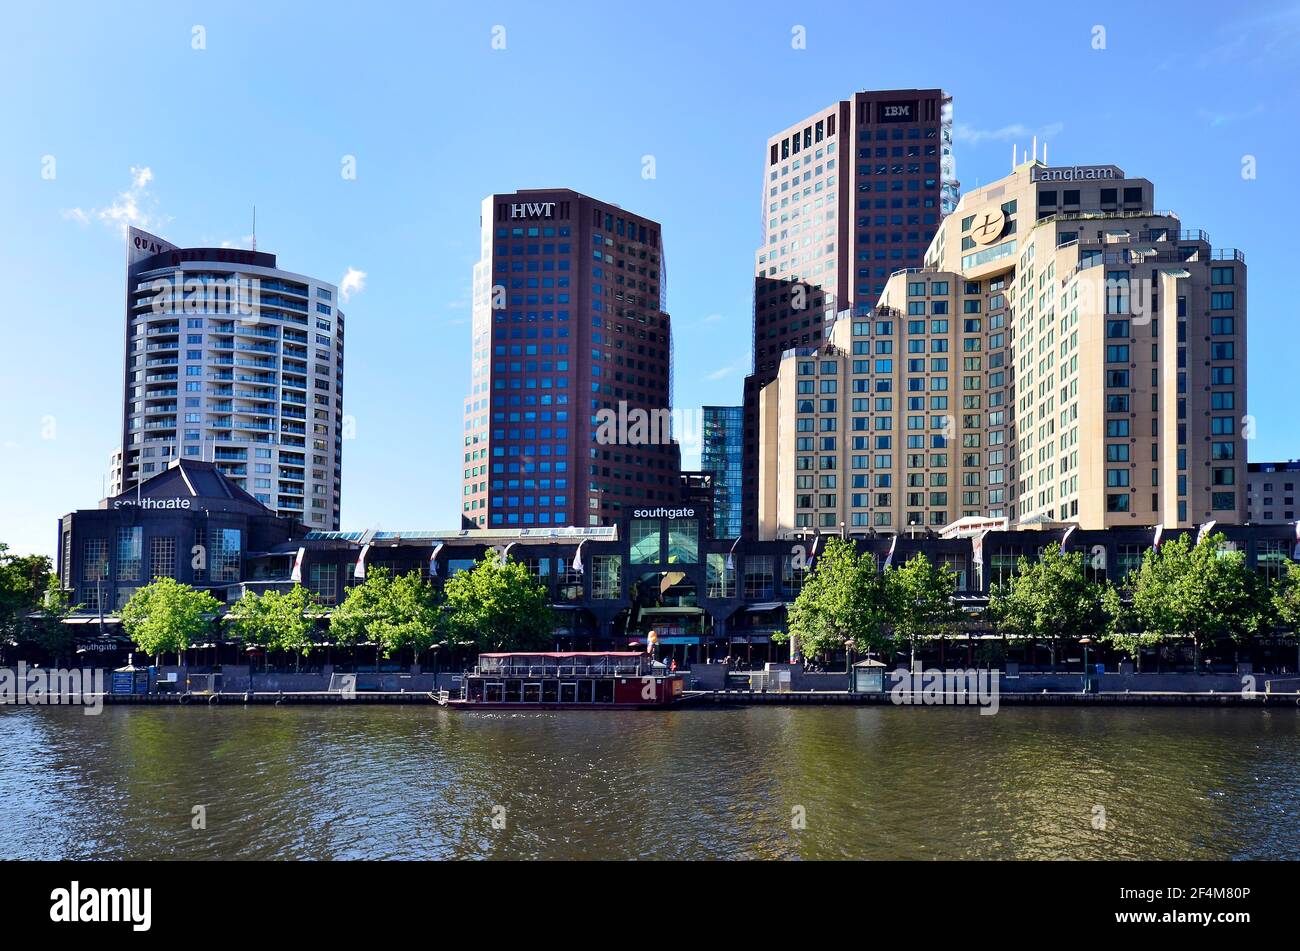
[[987, 543, 1107, 670], [0, 546, 80, 664], [778, 537, 890, 662], [1129, 532, 1268, 669], [885, 552, 965, 669], [227, 585, 320, 670], [1099, 584, 1161, 670], [119, 578, 221, 664], [441, 552, 553, 653], [330, 568, 442, 664], [1272, 559, 1300, 672]]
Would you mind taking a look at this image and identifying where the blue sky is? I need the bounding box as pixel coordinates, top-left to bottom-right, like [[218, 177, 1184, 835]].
[[2, 0, 1298, 558]]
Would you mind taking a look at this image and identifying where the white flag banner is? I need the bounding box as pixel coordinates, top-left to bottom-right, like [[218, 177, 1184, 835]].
[[1153, 524, 1164, 550], [1196, 520, 1216, 545], [290, 547, 305, 584], [429, 542, 444, 577], [726, 536, 740, 572], [354, 542, 371, 580], [572, 539, 585, 575], [883, 534, 898, 570], [1060, 525, 1077, 551]]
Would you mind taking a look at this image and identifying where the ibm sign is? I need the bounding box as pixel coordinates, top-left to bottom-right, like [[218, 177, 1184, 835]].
[[878, 100, 915, 123]]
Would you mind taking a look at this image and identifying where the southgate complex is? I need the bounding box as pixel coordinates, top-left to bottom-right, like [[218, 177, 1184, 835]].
[[40, 86, 1299, 667]]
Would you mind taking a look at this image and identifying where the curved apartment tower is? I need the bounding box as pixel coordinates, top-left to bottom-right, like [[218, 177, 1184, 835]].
[[115, 228, 344, 529]]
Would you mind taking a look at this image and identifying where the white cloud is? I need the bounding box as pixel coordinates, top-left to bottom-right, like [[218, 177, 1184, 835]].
[[702, 313, 724, 325], [953, 121, 1064, 145], [340, 267, 367, 302], [62, 165, 167, 238], [706, 356, 748, 381]]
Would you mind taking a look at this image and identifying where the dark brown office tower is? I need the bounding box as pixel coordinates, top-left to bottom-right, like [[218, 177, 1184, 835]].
[[740, 89, 957, 537], [462, 189, 680, 529]]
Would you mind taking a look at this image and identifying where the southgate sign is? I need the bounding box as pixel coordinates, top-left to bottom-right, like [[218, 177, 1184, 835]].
[[633, 507, 696, 520], [510, 202, 556, 219], [112, 498, 192, 510], [1029, 165, 1123, 183]]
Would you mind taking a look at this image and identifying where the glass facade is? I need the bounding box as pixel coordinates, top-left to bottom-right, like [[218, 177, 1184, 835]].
[[701, 406, 743, 539]]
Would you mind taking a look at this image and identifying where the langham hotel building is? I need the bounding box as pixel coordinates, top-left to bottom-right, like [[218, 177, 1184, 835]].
[[758, 158, 1247, 536]]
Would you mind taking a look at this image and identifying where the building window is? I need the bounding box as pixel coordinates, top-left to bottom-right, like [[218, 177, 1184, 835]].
[[783, 555, 808, 596], [309, 563, 337, 604], [706, 553, 735, 598], [592, 555, 621, 599], [630, 519, 661, 564], [1117, 544, 1144, 581], [82, 538, 109, 581], [666, 520, 699, 564], [150, 537, 177, 580], [1257, 540, 1290, 581], [743, 556, 774, 599], [116, 527, 142, 582], [212, 528, 242, 583]]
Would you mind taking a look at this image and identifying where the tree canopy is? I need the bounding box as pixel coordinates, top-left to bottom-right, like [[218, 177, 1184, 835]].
[[987, 543, 1107, 667], [441, 552, 554, 652], [227, 585, 321, 663], [1127, 532, 1269, 659], [885, 552, 965, 663], [330, 568, 442, 659], [120, 578, 222, 661], [780, 537, 890, 659]]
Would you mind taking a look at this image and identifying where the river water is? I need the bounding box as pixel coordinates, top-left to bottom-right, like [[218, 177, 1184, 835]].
[[1, 705, 1297, 860]]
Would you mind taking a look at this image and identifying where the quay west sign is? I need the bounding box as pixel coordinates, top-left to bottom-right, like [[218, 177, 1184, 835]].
[[1029, 164, 1123, 183], [510, 201, 556, 219], [112, 498, 192, 510]]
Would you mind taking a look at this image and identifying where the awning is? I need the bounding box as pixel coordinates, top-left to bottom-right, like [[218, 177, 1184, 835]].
[[745, 602, 786, 612], [729, 634, 772, 644], [658, 636, 700, 645]]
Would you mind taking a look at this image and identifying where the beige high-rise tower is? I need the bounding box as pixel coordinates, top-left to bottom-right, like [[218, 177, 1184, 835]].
[[759, 156, 1247, 536]]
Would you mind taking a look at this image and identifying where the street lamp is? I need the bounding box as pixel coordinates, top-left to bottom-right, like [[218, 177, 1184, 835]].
[[1079, 636, 1093, 694]]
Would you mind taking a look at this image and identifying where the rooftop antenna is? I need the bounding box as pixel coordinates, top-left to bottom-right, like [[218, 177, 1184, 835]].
[[1043, 142, 1048, 164], [1011, 142, 1016, 171], [1032, 135, 1038, 162], [251, 206, 257, 251]]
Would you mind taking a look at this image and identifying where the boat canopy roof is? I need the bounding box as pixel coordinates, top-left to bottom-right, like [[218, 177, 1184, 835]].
[[479, 651, 644, 658]]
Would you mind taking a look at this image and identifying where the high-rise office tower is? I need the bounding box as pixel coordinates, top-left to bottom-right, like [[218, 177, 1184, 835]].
[[462, 189, 680, 529], [757, 156, 1247, 535], [701, 405, 743, 539], [117, 228, 345, 529], [741, 89, 957, 537]]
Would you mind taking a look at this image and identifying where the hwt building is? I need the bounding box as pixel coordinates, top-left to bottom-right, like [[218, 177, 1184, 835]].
[[461, 190, 680, 529]]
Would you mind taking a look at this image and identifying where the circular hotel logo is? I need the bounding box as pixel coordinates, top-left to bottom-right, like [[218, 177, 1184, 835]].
[[971, 208, 1007, 246]]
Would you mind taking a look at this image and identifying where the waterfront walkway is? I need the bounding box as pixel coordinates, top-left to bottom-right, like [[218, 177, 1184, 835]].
[[73, 688, 1300, 707]]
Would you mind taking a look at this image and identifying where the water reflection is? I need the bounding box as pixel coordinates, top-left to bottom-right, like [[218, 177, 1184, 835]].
[[1, 706, 1296, 860]]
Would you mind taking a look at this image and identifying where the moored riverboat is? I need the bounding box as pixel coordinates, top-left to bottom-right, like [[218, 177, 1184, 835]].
[[441, 651, 685, 709]]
